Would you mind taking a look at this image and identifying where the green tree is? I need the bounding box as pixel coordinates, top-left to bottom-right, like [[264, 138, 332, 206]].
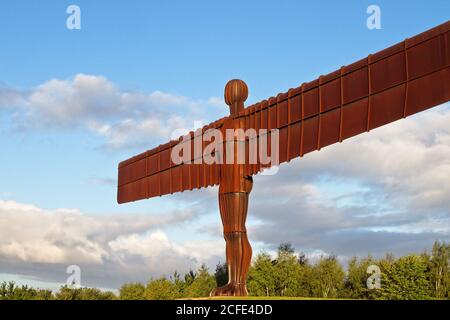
[[55, 286, 116, 300], [378, 254, 432, 300], [297, 252, 308, 266], [278, 243, 295, 255], [247, 252, 276, 296], [214, 262, 228, 287], [297, 263, 314, 297], [445, 242, 450, 299], [0, 282, 53, 300], [55, 286, 82, 300], [274, 243, 302, 296], [309, 255, 345, 298], [145, 278, 178, 300], [184, 270, 196, 287], [344, 255, 378, 299], [185, 265, 216, 298], [34, 289, 54, 300], [119, 282, 145, 300], [171, 271, 188, 298], [428, 241, 449, 299]]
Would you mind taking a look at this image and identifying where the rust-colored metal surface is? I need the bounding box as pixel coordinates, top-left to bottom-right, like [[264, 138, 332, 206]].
[[211, 80, 253, 295], [118, 20, 449, 204], [117, 21, 450, 296]]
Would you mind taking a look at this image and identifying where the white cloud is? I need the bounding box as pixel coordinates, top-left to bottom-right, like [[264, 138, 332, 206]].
[[0, 199, 222, 287], [109, 230, 223, 265], [0, 74, 225, 149], [88, 115, 187, 150]]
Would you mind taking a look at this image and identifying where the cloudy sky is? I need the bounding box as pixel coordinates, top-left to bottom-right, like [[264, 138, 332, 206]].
[[0, 1, 449, 290]]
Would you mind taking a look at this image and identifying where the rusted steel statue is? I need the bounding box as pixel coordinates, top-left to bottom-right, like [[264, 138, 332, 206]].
[[117, 21, 450, 296]]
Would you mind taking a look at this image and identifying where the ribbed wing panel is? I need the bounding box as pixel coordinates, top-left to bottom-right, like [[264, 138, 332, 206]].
[[240, 20, 450, 176], [118, 21, 449, 204], [117, 118, 225, 203]]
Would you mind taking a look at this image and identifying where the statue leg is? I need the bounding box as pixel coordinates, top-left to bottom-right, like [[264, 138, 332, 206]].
[[210, 177, 253, 296]]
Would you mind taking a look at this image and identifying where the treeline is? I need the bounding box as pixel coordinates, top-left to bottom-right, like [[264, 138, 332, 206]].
[[1, 241, 448, 300], [244, 241, 450, 300], [0, 282, 116, 300]]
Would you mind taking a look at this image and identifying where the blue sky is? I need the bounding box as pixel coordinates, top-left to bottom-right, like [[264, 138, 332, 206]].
[[0, 0, 448, 212], [0, 1, 449, 289]]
